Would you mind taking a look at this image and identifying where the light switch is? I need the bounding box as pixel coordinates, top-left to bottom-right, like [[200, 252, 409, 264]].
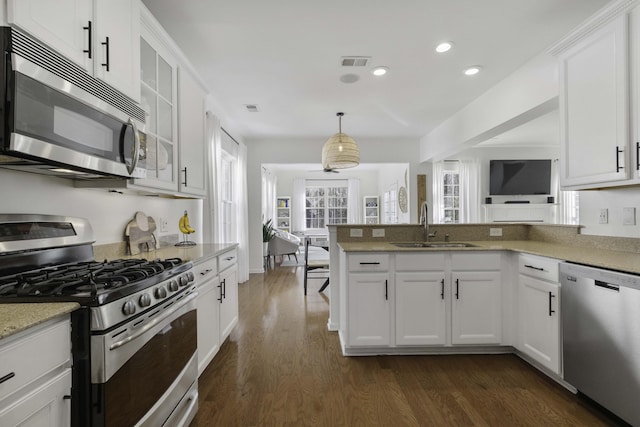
[[623, 207, 636, 225], [489, 227, 502, 237]]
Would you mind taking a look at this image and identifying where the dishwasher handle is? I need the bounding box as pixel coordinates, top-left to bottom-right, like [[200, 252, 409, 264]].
[[595, 280, 620, 292]]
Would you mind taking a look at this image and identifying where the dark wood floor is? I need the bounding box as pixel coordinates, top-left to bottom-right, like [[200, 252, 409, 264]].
[[192, 264, 619, 426]]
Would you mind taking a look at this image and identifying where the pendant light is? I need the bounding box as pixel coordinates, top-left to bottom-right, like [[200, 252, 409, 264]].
[[322, 112, 360, 170]]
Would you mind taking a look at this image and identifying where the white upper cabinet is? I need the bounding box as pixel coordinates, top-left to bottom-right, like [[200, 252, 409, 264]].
[[7, 0, 92, 68], [135, 19, 179, 191], [93, 0, 141, 100], [558, 14, 629, 188], [8, 0, 141, 102], [178, 67, 207, 197]]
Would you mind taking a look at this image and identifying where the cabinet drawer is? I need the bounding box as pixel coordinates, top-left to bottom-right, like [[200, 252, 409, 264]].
[[218, 249, 238, 272], [518, 254, 559, 282], [193, 257, 217, 286], [347, 254, 389, 272], [396, 253, 446, 271], [451, 253, 501, 270], [0, 318, 70, 402]]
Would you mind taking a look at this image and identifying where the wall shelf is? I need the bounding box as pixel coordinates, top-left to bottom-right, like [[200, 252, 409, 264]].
[[276, 196, 291, 232], [364, 196, 379, 224]]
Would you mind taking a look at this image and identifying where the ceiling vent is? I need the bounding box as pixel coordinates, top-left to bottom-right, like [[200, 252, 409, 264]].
[[244, 104, 259, 112], [341, 56, 370, 67]]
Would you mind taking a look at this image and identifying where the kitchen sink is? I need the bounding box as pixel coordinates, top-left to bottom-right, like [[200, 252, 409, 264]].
[[392, 242, 477, 248]]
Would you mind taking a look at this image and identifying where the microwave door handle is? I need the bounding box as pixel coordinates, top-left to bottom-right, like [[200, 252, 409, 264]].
[[126, 119, 141, 175]]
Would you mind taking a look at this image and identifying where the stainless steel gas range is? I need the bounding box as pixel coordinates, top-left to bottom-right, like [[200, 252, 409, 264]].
[[0, 214, 198, 426]]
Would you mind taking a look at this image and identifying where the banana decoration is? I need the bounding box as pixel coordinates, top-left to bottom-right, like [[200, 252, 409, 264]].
[[178, 210, 195, 234], [175, 210, 196, 247]]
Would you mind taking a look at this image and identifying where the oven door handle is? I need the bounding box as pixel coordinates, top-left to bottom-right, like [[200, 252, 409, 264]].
[[109, 291, 197, 351]]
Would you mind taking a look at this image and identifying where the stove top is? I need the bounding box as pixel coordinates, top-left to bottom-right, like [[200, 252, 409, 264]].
[[0, 257, 191, 305]]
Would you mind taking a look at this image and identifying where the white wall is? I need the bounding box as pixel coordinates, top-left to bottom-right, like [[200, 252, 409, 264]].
[[578, 188, 640, 237], [0, 168, 202, 245], [273, 168, 379, 201], [377, 163, 411, 223], [246, 136, 427, 273]]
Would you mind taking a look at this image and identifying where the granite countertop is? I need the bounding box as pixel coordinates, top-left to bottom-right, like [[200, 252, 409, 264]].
[[0, 302, 79, 340], [338, 240, 640, 275], [95, 243, 238, 263]]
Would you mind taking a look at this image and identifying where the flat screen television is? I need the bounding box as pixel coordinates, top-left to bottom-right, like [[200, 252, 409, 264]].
[[489, 159, 551, 196]]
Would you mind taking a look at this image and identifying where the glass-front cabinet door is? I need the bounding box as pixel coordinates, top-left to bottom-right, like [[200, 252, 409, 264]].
[[135, 21, 178, 191]]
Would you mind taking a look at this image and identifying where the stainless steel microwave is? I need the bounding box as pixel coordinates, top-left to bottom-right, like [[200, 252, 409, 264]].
[[0, 27, 147, 179]]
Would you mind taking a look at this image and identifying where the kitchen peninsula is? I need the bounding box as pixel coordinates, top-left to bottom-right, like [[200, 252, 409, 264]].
[[329, 223, 640, 359]]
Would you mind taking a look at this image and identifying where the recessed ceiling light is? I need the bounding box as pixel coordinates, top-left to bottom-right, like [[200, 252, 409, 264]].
[[464, 66, 481, 76], [372, 66, 389, 77], [435, 42, 453, 53]]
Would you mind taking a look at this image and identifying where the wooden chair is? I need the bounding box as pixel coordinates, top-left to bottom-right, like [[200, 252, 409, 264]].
[[304, 237, 329, 295]]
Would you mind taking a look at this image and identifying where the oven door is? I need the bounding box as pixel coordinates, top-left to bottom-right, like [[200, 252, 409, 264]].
[[90, 289, 198, 427], [3, 54, 145, 178]]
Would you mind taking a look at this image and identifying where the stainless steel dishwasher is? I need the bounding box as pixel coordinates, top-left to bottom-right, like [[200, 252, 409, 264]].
[[560, 262, 640, 426]]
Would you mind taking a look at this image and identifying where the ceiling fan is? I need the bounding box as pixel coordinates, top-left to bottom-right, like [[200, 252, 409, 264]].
[[308, 166, 340, 174]]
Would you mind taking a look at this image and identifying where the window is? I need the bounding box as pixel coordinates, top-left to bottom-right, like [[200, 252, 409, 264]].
[[442, 171, 460, 223], [305, 184, 348, 229], [383, 185, 398, 224], [221, 153, 235, 242]]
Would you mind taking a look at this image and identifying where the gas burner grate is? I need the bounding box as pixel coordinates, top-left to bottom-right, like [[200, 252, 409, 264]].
[[0, 257, 185, 299]]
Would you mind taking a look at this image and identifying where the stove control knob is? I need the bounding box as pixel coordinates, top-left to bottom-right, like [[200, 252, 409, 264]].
[[187, 272, 195, 282], [155, 286, 167, 299], [139, 293, 151, 307], [122, 300, 136, 316], [179, 275, 189, 287], [168, 280, 179, 292]]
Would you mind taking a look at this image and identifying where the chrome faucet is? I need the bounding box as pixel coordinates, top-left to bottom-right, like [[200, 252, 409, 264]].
[[419, 201, 436, 241], [420, 202, 429, 242]]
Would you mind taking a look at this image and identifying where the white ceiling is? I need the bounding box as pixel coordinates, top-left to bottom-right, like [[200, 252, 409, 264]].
[[142, 0, 610, 142]]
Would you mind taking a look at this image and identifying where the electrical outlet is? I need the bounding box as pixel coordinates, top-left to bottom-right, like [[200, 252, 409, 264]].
[[372, 229, 385, 237], [599, 209, 608, 224], [623, 207, 636, 225], [158, 217, 168, 232], [489, 227, 502, 237], [350, 228, 363, 237]]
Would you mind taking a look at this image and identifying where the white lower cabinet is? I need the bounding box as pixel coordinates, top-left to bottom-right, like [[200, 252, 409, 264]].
[[219, 263, 238, 342], [347, 272, 391, 346], [0, 370, 71, 427], [218, 248, 239, 343], [195, 256, 220, 376], [451, 271, 502, 345], [194, 247, 238, 376], [0, 317, 72, 427], [517, 254, 561, 374], [395, 272, 446, 345], [343, 251, 503, 351]]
